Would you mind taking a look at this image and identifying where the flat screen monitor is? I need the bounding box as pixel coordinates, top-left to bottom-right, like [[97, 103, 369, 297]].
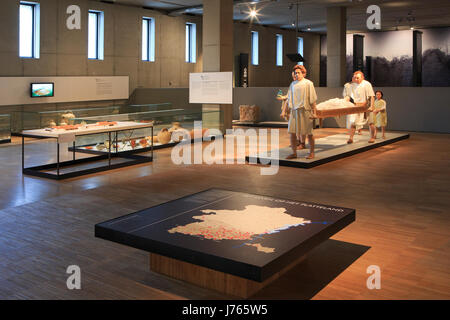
[[30, 83, 54, 98]]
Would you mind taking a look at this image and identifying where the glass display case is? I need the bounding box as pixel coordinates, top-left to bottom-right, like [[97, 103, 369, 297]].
[[21, 121, 154, 180], [72, 107, 221, 150], [0, 114, 11, 143], [17, 103, 172, 133]]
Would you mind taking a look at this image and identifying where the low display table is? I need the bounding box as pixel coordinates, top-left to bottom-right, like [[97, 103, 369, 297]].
[[95, 189, 356, 298], [21, 121, 153, 180]]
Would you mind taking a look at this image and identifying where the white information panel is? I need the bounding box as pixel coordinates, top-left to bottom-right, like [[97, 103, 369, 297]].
[[189, 72, 233, 104]]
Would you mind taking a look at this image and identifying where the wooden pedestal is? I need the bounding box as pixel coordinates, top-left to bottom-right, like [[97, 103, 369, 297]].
[[149, 253, 306, 298]]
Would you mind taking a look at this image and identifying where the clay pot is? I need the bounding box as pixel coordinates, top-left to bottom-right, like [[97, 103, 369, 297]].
[[61, 111, 76, 125], [171, 128, 190, 143], [157, 128, 172, 144], [190, 128, 208, 139], [169, 122, 181, 132]]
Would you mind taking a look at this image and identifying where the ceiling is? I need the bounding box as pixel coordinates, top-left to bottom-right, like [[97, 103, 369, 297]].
[[98, 0, 450, 33]]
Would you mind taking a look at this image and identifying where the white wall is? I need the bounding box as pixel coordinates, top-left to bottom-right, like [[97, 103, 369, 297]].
[[0, 76, 129, 106]]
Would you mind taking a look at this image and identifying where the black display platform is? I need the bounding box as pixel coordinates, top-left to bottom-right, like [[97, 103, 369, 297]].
[[95, 189, 355, 282], [246, 132, 409, 169]]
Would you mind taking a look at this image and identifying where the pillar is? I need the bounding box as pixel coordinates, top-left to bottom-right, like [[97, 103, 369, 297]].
[[202, 0, 233, 131], [326, 6, 346, 87]]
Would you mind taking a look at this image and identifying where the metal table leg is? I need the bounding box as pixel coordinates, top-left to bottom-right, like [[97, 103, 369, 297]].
[[108, 132, 111, 166], [22, 135, 24, 172], [57, 141, 60, 176]]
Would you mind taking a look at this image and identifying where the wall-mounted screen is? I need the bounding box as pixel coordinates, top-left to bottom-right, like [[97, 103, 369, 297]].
[[31, 83, 54, 98]]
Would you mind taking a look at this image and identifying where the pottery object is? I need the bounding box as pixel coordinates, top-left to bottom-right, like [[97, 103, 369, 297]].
[[171, 128, 190, 142], [239, 105, 259, 122], [157, 128, 172, 144], [190, 128, 208, 139], [61, 111, 76, 125], [169, 122, 181, 132]]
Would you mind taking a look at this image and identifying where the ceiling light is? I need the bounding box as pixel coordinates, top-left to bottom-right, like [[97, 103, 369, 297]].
[[250, 9, 257, 18], [307, 27, 311, 31]]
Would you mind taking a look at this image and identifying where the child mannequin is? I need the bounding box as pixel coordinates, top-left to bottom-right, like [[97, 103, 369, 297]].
[[373, 90, 387, 139]]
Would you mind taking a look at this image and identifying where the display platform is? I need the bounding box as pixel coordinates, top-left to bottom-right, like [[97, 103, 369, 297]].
[[95, 189, 355, 297], [247, 132, 409, 169], [233, 120, 288, 128]]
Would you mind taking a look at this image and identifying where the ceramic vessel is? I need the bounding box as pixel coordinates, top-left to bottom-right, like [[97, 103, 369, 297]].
[[157, 128, 171, 144], [61, 111, 76, 125]]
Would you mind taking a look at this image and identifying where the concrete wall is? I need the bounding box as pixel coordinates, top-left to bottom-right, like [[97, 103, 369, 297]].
[[233, 22, 321, 87], [233, 87, 450, 133], [132, 86, 450, 133], [0, 0, 202, 90], [0, 0, 202, 130]]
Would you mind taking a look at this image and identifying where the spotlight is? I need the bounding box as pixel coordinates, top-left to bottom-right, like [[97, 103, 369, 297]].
[[250, 9, 257, 18]]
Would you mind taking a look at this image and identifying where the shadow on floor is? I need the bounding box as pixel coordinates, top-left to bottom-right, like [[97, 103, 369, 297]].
[[250, 239, 370, 300]]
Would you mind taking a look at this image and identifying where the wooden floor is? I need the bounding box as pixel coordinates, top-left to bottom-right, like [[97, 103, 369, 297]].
[[0, 128, 449, 299]]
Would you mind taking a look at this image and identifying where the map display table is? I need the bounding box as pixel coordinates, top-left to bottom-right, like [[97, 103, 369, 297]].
[[95, 189, 355, 297], [21, 121, 153, 180]]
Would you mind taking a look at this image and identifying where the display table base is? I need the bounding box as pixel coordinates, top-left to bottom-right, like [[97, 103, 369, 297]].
[[23, 153, 152, 180], [149, 252, 306, 298]]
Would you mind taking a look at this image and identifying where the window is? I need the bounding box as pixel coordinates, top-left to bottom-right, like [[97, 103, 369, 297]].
[[142, 17, 155, 62], [251, 31, 259, 65], [88, 10, 104, 60], [185, 23, 196, 63], [19, 2, 40, 58], [297, 37, 304, 65], [276, 34, 283, 66]]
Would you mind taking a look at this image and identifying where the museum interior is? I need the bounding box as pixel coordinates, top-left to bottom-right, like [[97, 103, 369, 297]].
[[0, 0, 449, 302]]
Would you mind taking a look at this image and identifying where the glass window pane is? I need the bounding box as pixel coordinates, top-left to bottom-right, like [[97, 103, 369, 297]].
[[142, 19, 148, 61], [276, 34, 283, 66], [19, 4, 34, 58], [88, 12, 98, 59], [297, 37, 304, 65], [190, 23, 196, 63], [149, 19, 155, 61], [186, 24, 190, 62], [251, 31, 258, 65]]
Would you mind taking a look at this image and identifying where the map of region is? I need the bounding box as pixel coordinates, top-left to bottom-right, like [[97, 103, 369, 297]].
[[168, 205, 311, 253]]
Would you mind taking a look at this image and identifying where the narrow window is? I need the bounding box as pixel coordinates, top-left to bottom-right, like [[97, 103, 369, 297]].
[[185, 23, 196, 63], [88, 10, 104, 60], [251, 31, 259, 65], [297, 37, 304, 65], [19, 2, 40, 58], [276, 34, 283, 66], [142, 17, 155, 61]]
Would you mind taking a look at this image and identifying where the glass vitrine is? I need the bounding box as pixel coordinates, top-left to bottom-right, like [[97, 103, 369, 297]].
[[73, 107, 221, 149], [18, 103, 173, 133], [0, 114, 11, 143]]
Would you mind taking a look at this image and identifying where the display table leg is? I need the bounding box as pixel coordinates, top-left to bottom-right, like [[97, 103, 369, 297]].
[[22, 135, 24, 171], [108, 132, 111, 166], [57, 142, 60, 176]]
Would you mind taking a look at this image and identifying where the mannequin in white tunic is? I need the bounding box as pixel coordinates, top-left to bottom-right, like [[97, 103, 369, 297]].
[[347, 71, 375, 144]]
